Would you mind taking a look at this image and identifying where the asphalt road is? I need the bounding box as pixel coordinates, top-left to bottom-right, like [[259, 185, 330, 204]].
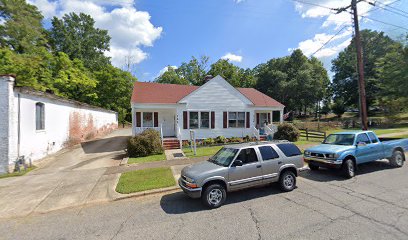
[[1, 159, 408, 240]]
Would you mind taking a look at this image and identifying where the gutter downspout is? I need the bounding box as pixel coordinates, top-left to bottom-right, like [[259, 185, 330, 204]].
[[17, 93, 21, 158]]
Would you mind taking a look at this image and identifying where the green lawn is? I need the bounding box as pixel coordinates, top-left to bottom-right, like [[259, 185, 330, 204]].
[[326, 127, 408, 136], [128, 153, 166, 164], [183, 145, 223, 158], [115, 167, 175, 194], [0, 166, 36, 179]]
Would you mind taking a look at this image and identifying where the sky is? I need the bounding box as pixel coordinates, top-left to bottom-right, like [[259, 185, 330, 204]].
[[28, 0, 408, 82]]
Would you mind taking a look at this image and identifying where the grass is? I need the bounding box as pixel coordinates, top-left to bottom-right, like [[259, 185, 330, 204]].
[[115, 167, 175, 194], [0, 166, 36, 179], [326, 127, 408, 136], [183, 145, 223, 158], [128, 153, 166, 164]]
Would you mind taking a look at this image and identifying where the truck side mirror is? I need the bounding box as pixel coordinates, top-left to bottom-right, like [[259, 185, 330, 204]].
[[232, 159, 243, 167], [357, 142, 367, 147]]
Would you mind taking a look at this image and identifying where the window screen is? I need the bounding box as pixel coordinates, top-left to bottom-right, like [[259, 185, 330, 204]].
[[277, 143, 302, 157], [259, 146, 279, 160]]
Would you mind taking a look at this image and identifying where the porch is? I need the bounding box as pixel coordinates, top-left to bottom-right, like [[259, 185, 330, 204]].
[[254, 109, 283, 137]]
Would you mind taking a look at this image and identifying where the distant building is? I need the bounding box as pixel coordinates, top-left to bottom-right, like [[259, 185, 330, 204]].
[[0, 75, 118, 173]]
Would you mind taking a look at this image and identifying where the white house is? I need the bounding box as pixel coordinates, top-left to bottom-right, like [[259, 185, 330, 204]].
[[0, 75, 118, 174], [131, 75, 284, 149]]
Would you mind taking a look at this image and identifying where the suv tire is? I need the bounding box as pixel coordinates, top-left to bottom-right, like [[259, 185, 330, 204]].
[[201, 184, 226, 209], [390, 150, 404, 168], [279, 171, 296, 192], [342, 159, 355, 179], [309, 163, 319, 171]]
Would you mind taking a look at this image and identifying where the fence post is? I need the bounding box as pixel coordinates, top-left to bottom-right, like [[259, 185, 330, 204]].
[[306, 128, 309, 141]]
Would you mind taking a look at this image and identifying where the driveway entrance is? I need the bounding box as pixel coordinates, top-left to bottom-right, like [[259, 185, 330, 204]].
[[0, 128, 131, 218]]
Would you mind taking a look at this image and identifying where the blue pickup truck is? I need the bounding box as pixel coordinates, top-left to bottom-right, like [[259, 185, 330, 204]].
[[304, 131, 408, 178]]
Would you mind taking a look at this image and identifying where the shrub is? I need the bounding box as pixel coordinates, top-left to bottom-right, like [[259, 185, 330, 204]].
[[215, 136, 227, 144], [127, 129, 163, 157], [203, 138, 215, 145], [274, 123, 300, 142], [243, 135, 251, 142], [229, 137, 243, 143]]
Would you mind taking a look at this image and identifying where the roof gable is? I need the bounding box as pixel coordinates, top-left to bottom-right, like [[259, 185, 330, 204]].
[[178, 75, 253, 105]]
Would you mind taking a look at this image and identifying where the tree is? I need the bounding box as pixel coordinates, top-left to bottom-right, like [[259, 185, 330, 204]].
[[208, 59, 256, 87], [49, 12, 111, 69], [331, 30, 398, 109], [0, 0, 47, 53], [331, 99, 346, 118], [177, 56, 209, 85], [155, 66, 189, 85]]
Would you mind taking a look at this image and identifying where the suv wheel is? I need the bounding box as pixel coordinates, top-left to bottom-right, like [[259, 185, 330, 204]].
[[342, 159, 355, 178], [279, 171, 296, 192], [201, 184, 226, 209], [390, 150, 404, 168], [309, 163, 319, 171]]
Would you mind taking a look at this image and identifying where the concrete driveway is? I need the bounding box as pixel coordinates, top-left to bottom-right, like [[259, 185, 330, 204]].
[[0, 128, 131, 218]]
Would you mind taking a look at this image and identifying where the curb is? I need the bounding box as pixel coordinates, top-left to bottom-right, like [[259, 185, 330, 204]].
[[113, 185, 180, 201]]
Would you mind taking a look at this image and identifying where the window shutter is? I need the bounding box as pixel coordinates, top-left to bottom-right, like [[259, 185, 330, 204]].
[[256, 113, 260, 126], [223, 112, 228, 128], [211, 111, 215, 129], [154, 112, 158, 127], [183, 111, 188, 129], [136, 112, 141, 127], [267, 112, 271, 124], [246, 112, 250, 128]]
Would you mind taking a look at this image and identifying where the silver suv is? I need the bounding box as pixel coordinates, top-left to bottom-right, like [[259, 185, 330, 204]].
[[179, 141, 304, 208]]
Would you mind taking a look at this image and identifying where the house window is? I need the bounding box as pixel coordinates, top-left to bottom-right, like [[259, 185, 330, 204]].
[[143, 112, 153, 127], [229, 112, 245, 128], [189, 112, 199, 129], [272, 111, 281, 122], [200, 112, 210, 129], [36, 102, 45, 130]]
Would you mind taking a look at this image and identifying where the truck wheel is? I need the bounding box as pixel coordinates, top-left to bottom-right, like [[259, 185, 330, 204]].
[[309, 163, 319, 171], [201, 184, 226, 209], [390, 150, 404, 168], [279, 171, 296, 192], [342, 159, 355, 179]]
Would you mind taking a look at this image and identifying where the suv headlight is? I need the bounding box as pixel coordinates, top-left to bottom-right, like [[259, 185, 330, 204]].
[[304, 151, 311, 156], [185, 176, 195, 183]]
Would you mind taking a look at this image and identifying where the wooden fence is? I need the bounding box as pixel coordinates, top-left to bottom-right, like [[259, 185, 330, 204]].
[[300, 129, 327, 141]]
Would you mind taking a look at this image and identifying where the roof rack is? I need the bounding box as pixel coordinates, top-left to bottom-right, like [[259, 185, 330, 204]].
[[249, 140, 290, 146]]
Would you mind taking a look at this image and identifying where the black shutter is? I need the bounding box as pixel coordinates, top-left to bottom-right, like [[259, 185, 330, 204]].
[[211, 111, 215, 129], [223, 112, 228, 128], [183, 111, 188, 129]]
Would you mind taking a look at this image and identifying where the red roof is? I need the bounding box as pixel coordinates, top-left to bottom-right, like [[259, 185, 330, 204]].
[[131, 81, 284, 107]]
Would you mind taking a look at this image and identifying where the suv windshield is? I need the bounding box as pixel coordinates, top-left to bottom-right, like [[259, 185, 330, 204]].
[[208, 147, 238, 167], [323, 134, 355, 146]]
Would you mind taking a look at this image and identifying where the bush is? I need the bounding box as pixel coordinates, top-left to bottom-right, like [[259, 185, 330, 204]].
[[331, 99, 346, 118], [215, 136, 227, 144], [243, 135, 251, 142], [203, 138, 215, 145], [229, 137, 243, 143], [274, 123, 300, 142], [127, 129, 163, 157]]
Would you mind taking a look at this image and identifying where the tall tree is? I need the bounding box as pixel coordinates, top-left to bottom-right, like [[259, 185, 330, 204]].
[[331, 30, 398, 109], [49, 12, 111, 69], [155, 66, 189, 85], [177, 56, 209, 85], [208, 59, 256, 88], [0, 0, 47, 53]]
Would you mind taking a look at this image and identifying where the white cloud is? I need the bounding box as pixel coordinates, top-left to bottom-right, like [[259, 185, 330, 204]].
[[234, 0, 245, 3], [28, 0, 58, 19], [221, 53, 243, 62], [29, 0, 162, 68]]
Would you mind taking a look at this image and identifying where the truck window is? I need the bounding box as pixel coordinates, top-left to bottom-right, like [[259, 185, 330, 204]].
[[367, 132, 378, 143], [259, 146, 279, 161], [277, 143, 302, 157], [236, 148, 258, 164], [356, 133, 371, 144]]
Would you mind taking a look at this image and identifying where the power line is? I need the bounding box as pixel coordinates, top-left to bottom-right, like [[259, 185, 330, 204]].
[[311, 24, 350, 56], [290, 0, 335, 11], [361, 15, 408, 31], [368, 1, 408, 19], [360, 0, 401, 15]]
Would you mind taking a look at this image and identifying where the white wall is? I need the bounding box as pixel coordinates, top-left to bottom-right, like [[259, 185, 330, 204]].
[[0, 76, 118, 173]]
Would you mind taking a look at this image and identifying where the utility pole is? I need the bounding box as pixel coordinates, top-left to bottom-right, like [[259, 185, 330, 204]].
[[335, 0, 369, 130]]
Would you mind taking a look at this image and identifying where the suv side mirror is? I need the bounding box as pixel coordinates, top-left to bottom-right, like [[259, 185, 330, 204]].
[[232, 160, 243, 167], [357, 142, 367, 147]]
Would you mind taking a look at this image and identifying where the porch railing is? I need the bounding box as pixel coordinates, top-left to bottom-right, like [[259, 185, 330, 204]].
[[252, 126, 260, 141], [176, 124, 182, 149]]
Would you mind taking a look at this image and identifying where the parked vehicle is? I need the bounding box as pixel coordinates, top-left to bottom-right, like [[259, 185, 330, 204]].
[[304, 131, 408, 178], [179, 141, 304, 208]]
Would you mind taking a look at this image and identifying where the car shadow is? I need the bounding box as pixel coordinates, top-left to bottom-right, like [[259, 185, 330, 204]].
[[160, 184, 284, 214], [81, 136, 130, 154], [301, 160, 395, 182]]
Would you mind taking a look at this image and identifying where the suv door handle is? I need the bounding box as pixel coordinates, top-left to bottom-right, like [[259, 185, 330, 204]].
[[256, 165, 261, 168], [278, 161, 282, 164]]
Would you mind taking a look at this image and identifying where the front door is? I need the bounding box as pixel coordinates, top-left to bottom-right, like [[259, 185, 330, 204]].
[[228, 148, 263, 190], [162, 113, 175, 137]]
